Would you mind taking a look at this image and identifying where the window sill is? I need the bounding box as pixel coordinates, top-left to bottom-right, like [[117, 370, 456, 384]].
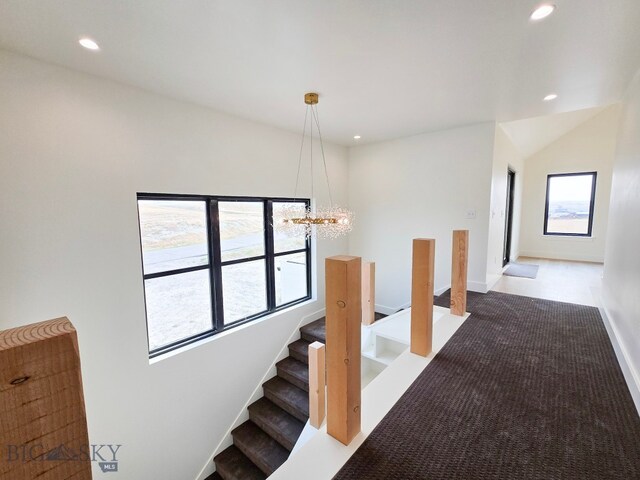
[[541, 234, 595, 241]]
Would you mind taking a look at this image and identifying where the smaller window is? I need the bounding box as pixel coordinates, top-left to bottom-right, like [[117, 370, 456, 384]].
[[544, 172, 597, 237]]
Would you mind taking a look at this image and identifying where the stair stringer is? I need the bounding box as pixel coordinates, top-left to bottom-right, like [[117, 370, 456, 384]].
[[195, 307, 325, 480]]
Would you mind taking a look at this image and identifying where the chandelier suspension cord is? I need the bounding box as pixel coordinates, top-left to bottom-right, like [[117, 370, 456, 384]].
[[311, 105, 333, 208], [310, 107, 314, 204], [293, 105, 310, 200], [274, 93, 353, 239]]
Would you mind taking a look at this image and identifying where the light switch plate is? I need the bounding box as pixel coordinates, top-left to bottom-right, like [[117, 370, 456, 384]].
[[465, 209, 477, 220]]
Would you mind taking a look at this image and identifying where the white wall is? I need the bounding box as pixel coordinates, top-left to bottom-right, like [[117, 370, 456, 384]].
[[0, 50, 348, 479], [602, 70, 640, 404], [347, 123, 496, 311], [519, 105, 620, 262], [486, 126, 525, 283]]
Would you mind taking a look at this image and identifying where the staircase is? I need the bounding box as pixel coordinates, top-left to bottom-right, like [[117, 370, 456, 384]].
[[207, 317, 326, 480]]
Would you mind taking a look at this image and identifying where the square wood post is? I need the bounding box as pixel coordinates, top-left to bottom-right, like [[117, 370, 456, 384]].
[[0, 317, 91, 480], [410, 239, 435, 357], [361, 262, 376, 326], [308, 342, 326, 428], [325, 255, 362, 445], [450, 230, 469, 316]]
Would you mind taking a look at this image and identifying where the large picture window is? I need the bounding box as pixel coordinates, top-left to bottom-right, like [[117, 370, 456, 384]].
[[543, 172, 597, 237], [137, 194, 311, 357]]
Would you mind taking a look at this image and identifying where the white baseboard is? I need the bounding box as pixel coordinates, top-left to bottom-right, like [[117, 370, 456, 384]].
[[518, 250, 604, 263], [376, 281, 486, 315], [435, 285, 450, 296], [468, 280, 488, 294], [195, 307, 326, 480], [485, 274, 502, 292], [437, 281, 488, 295], [375, 302, 410, 315], [597, 295, 640, 416]]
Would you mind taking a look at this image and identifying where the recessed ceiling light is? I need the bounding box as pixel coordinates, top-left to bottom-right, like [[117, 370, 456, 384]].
[[530, 4, 555, 21], [543, 93, 558, 101], [79, 37, 100, 51], [353, 135, 361, 140]]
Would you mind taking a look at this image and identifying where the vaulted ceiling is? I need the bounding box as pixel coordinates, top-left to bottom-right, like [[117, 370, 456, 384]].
[[500, 105, 607, 159], [1, 0, 639, 145]]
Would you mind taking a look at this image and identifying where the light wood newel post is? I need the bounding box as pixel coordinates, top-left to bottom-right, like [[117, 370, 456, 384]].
[[0, 317, 91, 480], [308, 342, 326, 428], [326, 255, 362, 445], [410, 239, 435, 357], [361, 262, 376, 326], [450, 230, 469, 316]]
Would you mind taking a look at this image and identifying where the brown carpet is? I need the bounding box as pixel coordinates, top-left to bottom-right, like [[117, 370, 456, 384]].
[[334, 290, 640, 479]]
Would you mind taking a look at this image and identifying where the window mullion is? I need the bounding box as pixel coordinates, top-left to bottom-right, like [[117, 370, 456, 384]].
[[265, 200, 276, 311], [209, 199, 225, 331], [588, 173, 597, 236], [305, 199, 312, 299]]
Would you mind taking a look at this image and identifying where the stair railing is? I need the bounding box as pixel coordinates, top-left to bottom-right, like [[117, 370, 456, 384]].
[[450, 230, 469, 316], [410, 239, 436, 357], [325, 255, 362, 446], [361, 261, 376, 325], [308, 342, 326, 428]]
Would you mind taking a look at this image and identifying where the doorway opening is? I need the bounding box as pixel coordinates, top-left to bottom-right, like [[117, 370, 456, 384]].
[[503, 169, 516, 267]]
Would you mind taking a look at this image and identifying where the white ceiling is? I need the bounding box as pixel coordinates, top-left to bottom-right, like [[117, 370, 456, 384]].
[[500, 105, 606, 158], [1, 1, 639, 146]]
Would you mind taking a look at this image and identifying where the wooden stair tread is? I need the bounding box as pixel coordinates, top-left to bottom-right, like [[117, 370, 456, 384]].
[[276, 357, 309, 391], [214, 445, 265, 480], [204, 472, 223, 480], [263, 376, 309, 423], [248, 397, 304, 451], [374, 311, 387, 321], [287, 338, 311, 364], [232, 421, 289, 476], [300, 317, 326, 343]]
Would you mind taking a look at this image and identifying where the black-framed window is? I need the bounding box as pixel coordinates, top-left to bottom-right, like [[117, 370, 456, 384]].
[[137, 193, 311, 357], [544, 172, 597, 237]]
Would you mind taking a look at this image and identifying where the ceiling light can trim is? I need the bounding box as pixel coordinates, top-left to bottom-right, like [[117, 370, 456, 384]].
[[530, 4, 556, 21], [79, 37, 100, 50]]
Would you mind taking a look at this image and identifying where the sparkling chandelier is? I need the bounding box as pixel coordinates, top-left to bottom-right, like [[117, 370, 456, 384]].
[[275, 93, 354, 239]]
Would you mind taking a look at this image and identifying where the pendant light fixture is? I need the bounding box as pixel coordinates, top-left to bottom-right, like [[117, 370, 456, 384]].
[[274, 92, 354, 239]]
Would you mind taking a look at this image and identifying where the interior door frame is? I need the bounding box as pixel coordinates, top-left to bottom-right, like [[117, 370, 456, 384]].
[[503, 168, 516, 267]]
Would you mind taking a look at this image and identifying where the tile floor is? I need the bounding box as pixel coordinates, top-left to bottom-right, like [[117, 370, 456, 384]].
[[491, 257, 604, 307]]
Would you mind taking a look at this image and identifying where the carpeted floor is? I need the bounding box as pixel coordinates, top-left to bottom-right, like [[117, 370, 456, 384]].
[[333, 290, 640, 480]]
